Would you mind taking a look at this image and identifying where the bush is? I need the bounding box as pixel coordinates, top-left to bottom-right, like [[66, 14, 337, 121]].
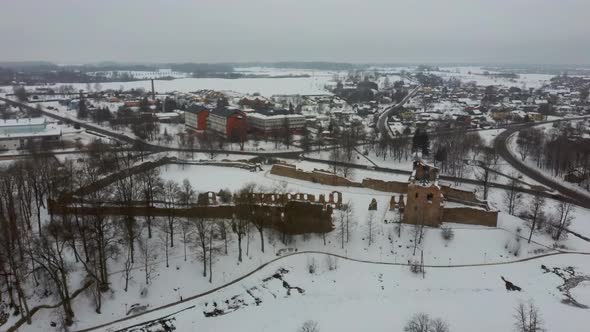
[[409, 260, 423, 275], [217, 188, 232, 204], [325, 255, 338, 271], [307, 257, 317, 274], [441, 226, 454, 242], [298, 320, 319, 332]]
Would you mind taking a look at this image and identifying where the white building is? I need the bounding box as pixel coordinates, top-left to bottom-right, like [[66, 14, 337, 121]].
[[247, 111, 306, 133], [0, 118, 61, 150]]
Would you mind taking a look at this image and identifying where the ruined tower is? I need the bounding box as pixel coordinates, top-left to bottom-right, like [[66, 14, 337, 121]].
[[403, 160, 444, 227]]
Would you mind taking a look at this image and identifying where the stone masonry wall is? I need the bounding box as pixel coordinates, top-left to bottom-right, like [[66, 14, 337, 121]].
[[270, 164, 362, 188], [271, 164, 409, 193], [440, 185, 478, 203], [362, 178, 408, 193], [442, 207, 498, 227]]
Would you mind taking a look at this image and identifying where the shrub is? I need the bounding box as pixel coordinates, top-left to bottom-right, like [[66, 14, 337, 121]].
[[307, 257, 317, 274], [298, 320, 319, 332], [409, 260, 423, 275], [325, 255, 338, 271], [441, 226, 454, 242]]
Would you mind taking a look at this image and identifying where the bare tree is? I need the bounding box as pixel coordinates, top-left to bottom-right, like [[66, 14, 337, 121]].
[[335, 207, 347, 249], [475, 147, 499, 201], [32, 220, 76, 326], [139, 230, 158, 285], [161, 180, 181, 248], [0, 169, 32, 324], [516, 127, 544, 162], [139, 168, 162, 239], [217, 219, 230, 255], [345, 203, 354, 243], [526, 193, 546, 243], [200, 131, 218, 159], [192, 216, 212, 277], [122, 244, 134, 292], [431, 318, 451, 332], [404, 313, 450, 332], [504, 176, 522, 216], [157, 218, 171, 268], [514, 300, 544, 332], [232, 212, 248, 263], [366, 210, 376, 246], [178, 179, 196, 261], [207, 225, 221, 283], [237, 183, 265, 253], [298, 320, 320, 332], [549, 201, 575, 241]]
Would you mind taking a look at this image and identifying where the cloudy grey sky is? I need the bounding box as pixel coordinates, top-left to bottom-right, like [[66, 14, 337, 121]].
[[1, 0, 589, 64]]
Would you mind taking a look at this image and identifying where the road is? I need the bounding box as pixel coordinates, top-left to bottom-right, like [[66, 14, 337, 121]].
[[494, 116, 590, 209], [0, 97, 304, 158], [377, 85, 422, 139], [301, 155, 582, 205], [4, 95, 587, 206]]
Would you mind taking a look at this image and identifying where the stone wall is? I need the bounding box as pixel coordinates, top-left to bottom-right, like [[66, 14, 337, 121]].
[[49, 200, 333, 234], [266, 163, 499, 228], [65, 156, 174, 202], [271, 164, 410, 193], [442, 207, 498, 227], [440, 185, 478, 203], [270, 164, 362, 188], [362, 178, 408, 193]]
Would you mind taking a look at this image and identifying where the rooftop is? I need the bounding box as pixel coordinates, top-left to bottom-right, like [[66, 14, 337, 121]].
[[0, 118, 46, 128], [210, 107, 244, 118]]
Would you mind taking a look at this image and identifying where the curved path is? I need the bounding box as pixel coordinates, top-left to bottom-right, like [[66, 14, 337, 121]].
[[494, 117, 590, 209], [377, 85, 422, 139], [75, 249, 590, 332]]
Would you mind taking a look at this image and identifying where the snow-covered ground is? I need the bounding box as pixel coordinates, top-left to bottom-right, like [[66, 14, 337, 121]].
[[3, 73, 333, 97], [435, 66, 554, 89], [8, 160, 590, 332], [5, 65, 590, 332], [92, 252, 590, 332]]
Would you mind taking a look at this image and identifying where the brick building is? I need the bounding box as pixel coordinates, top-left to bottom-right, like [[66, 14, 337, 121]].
[[185, 104, 209, 131], [208, 106, 248, 139]]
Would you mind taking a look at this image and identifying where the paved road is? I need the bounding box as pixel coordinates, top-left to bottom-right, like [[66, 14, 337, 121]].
[[494, 116, 590, 209], [377, 85, 422, 139], [6, 95, 590, 206]]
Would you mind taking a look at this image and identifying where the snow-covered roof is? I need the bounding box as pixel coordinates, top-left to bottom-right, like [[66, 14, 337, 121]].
[[0, 118, 46, 128]]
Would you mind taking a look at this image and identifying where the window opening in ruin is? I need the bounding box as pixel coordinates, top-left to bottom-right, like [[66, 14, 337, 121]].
[[427, 193, 433, 202]]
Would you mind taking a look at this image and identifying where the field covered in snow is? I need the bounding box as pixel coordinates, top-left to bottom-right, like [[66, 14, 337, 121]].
[[6, 159, 590, 332], [435, 66, 555, 89], [4, 68, 337, 97], [97, 253, 590, 332]]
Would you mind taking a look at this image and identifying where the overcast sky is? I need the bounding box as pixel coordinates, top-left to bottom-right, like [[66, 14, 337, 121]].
[[1, 0, 589, 65]]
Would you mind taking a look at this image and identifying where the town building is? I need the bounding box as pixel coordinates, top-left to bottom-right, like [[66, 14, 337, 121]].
[[185, 104, 210, 131], [246, 109, 306, 134], [0, 118, 62, 150], [208, 107, 248, 139]]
